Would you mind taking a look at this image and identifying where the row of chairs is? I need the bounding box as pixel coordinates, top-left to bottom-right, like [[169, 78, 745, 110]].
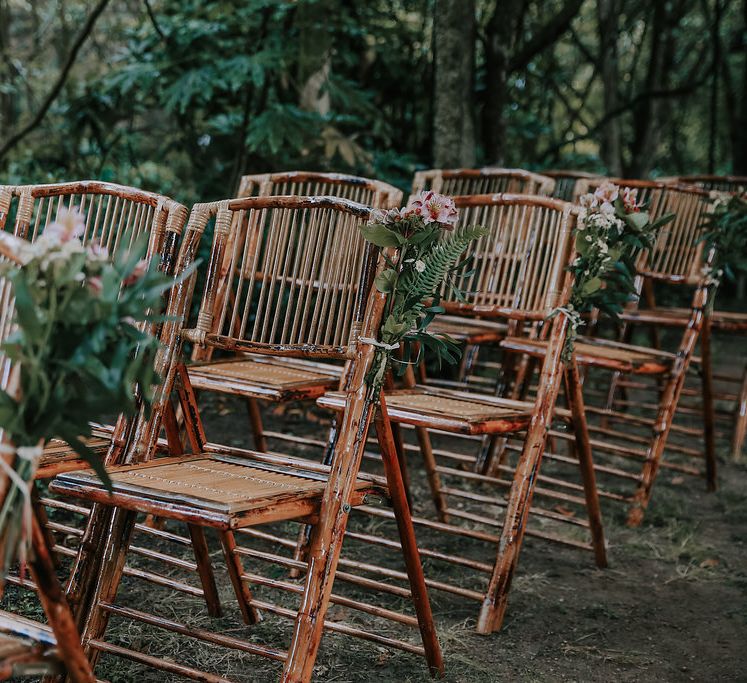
[[0, 167, 744, 682]]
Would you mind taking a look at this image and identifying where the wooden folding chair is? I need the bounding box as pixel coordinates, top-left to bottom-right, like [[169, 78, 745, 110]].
[[319, 193, 606, 634], [501, 179, 715, 525], [0, 183, 233, 630], [0, 232, 94, 682], [652, 175, 747, 459], [187, 172, 402, 453], [411, 167, 555, 198], [50, 195, 443, 681]]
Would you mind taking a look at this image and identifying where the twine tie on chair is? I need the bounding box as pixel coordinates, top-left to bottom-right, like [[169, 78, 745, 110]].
[[358, 337, 400, 351]]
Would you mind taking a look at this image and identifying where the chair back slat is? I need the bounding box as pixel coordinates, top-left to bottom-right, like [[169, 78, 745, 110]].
[[667, 175, 747, 194], [238, 171, 402, 209], [8, 182, 187, 271], [574, 178, 710, 284], [411, 168, 555, 199], [443, 194, 576, 320], [189, 195, 377, 358]]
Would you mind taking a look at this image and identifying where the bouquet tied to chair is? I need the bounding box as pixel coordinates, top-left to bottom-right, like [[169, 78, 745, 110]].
[[359, 190, 487, 391], [0, 208, 176, 576]]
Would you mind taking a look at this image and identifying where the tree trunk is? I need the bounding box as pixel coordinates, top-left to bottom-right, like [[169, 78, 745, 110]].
[[733, 0, 747, 174], [432, 0, 476, 168], [296, 0, 334, 115], [597, 0, 623, 176], [483, 0, 520, 165]]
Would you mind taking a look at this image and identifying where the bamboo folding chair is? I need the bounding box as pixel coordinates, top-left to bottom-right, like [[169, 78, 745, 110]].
[[500, 180, 714, 525], [187, 172, 402, 453], [319, 193, 606, 633], [0, 183, 233, 631], [50, 195, 443, 682], [542, 170, 605, 201], [652, 175, 747, 459], [411, 167, 555, 198], [0, 232, 95, 682]]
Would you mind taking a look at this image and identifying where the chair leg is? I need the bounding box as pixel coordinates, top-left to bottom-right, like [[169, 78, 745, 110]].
[[245, 398, 267, 452], [32, 486, 60, 569], [187, 524, 222, 618], [700, 319, 717, 491], [374, 404, 444, 678], [29, 515, 95, 683], [414, 426, 449, 523], [732, 366, 747, 461], [476, 314, 568, 634], [476, 412, 551, 634], [78, 509, 138, 670], [281, 381, 380, 682], [219, 530, 261, 625], [565, 359, 607, 568]]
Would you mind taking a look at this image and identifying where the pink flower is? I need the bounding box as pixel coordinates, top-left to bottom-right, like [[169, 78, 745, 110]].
[[621, 187, 640, 213], [44, 207, 86, 243], [406, 191, 459, 228], [123, 259, 149, 286], [593, 181, 619, 206], [87, 242, 109, 260]]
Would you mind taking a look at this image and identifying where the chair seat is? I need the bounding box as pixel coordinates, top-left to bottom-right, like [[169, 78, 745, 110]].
[[188, 355, 341, 401], [35, 430, 114, 479], [621, 307, 747, 332], [50, 454, 375, 530], [426, 315, 507, 344], [500, 336, 675, 374], [0, 611, 60, 680], [319, 387, 537, 435]]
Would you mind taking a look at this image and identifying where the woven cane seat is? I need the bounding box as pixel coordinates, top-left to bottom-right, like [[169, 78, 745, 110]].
[[425, 316, 507, 344], [622, 307, 747, 332], [188, 355, 341, 401], [500, 336, 675, 374], [319, 387, 534, 435], [35, 432, 113, 479], [51, 454, 373, 529]]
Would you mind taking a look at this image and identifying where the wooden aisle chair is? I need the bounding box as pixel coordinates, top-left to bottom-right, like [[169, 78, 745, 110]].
[[411, 167, 555, 198], [542, 170, 605, 202], [409, 169, 555, 377], [644, 175, 747, 459], [0, 232, 94, 682], [0, 183, 233, 628], [501, 180, 714, 525], [50, 196, 444, 682], [187, 172, 402, 454], [320, 193, 607, 634]]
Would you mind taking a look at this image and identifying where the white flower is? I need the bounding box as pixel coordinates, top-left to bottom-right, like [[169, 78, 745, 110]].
[[599, 201, 615, 216], [414, 260, 426, 273]]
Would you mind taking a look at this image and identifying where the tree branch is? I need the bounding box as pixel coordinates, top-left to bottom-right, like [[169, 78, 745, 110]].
[[509, 0, 585, 71], [0, 0, 111, 164]]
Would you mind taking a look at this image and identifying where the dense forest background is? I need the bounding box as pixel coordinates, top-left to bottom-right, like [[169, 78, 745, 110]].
[[0, 0, 745, 203]]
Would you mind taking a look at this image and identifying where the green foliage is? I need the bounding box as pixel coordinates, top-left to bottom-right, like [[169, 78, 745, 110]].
[[361, 195, 487, 389], [0, 220, 177, 571], [559, 183, 674, 358], [699, 193, 747, 294]]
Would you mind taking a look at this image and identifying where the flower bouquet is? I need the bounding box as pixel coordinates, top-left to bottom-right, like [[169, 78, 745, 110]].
[[359, 190, 487, 390], [555, 180, 675, 358], [0, 208, 176, 574], [699, 190, 747, 301]]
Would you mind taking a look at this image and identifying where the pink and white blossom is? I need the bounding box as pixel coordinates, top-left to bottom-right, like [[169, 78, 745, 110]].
[[44, 207, 86, 244], [406, 191, 459, 228], [593, 181, 619, 205]]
